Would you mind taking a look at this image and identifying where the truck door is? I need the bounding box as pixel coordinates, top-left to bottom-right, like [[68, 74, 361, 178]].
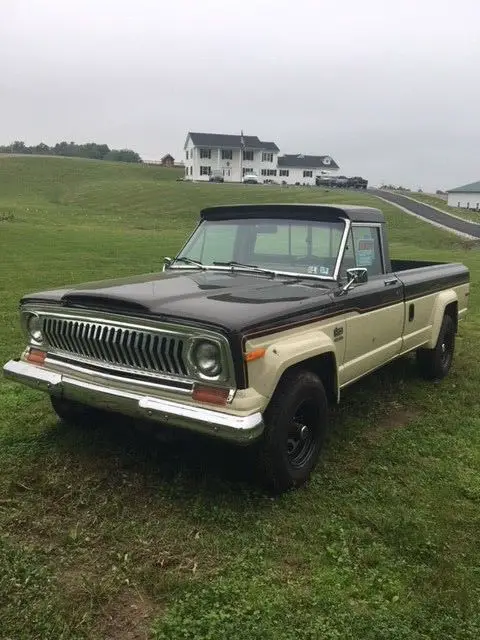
[[338, 224, 404, 387]]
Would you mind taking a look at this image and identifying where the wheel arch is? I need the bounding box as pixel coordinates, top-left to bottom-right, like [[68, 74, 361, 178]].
[[426, 291, 458, 348]]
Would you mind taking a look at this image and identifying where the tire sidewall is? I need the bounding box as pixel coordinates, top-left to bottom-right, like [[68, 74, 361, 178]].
[[262, 371, 328, 490], [436, 315, 455, 377]]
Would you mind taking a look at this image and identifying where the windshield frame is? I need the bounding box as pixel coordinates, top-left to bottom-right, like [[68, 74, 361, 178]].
[[168, 217, 352, 282]]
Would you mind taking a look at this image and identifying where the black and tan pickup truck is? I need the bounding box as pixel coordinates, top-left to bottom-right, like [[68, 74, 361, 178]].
[[3, 204, 470, 491]]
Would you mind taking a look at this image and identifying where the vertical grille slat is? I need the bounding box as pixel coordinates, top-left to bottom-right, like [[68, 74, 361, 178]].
[[163, 338, 174, 374], [42, 316, 189, 377]]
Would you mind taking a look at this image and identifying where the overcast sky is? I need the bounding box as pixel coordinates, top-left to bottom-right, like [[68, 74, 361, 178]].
[[2, 0, 479, 190]]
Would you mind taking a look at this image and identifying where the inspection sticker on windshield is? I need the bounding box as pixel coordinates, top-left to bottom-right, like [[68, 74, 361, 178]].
[[306, 265, 329, 275], [356, 239, 374, 266]]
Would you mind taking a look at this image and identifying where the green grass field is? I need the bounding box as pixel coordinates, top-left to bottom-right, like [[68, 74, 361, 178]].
[[405, 192, 480, 224], [1, 157, 479, 639]]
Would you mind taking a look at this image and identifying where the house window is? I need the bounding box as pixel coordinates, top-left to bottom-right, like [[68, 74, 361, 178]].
[[242, 167, 254, 176], [185, 150, 189, 160], [190, 166, 193, 175], [261, 169, 277, 176], [200, 149, 211, 159], [262, 152, 273, 162], [303, 170, 313, 178], [221, 149, 232, 160], [200, 166, 211, 176], [243, 150, 254, 161], [279, 169, 289, 177]]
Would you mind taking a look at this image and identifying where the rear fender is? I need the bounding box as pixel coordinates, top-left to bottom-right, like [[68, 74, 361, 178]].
[[425, 290, 458, 349]]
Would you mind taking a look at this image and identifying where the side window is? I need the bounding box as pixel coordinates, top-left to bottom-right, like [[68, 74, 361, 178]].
[[340, 230, 355, 276], [351, 226, 383, 276]]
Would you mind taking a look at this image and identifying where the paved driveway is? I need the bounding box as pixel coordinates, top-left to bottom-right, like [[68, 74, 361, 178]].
[[370, 190, 480, 239]]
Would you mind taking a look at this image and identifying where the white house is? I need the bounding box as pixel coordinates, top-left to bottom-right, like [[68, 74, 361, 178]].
[[277, 154, 339, 186], [184, 132, 279, 182], [183, 132, 339, 185], [447, 180, 480, 210]]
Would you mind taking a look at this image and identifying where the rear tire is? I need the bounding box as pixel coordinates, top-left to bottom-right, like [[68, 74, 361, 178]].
[[255, 369, 328, 493], [417, 314, 455, 380], [50, 396, 103, 428]]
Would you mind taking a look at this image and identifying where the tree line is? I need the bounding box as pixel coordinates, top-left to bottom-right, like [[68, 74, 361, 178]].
[[0, 140, 142, 163]]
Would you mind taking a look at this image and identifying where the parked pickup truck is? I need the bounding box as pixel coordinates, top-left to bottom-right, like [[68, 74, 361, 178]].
[[3, 204, 469, 491]]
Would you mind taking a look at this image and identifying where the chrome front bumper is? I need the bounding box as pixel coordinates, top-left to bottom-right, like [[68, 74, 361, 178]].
[[3, 359, 264, 444]]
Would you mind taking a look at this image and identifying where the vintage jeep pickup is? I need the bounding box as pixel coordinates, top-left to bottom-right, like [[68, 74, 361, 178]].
[[3, 204, 470, 491]]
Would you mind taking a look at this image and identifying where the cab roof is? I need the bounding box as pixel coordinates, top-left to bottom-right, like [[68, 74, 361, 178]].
[[200, 203, 384, 224]]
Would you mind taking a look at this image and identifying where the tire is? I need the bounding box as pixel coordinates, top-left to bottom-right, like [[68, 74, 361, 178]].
[[417, 314, 455, 380], [255, 369, 328, 493], [50, 396, 103, 428]]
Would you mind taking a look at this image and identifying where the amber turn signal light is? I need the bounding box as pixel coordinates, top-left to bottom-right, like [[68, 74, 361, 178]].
[[192, 385, 230, 406], [26, 348, 46, 365], [244, 348, 266, 363]]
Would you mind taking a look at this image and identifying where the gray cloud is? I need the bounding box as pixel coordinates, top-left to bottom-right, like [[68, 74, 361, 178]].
[[2, 0, 480, 190]]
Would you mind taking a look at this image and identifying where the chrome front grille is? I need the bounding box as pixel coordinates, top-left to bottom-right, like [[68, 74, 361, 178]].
[[43, 317, 188, 377]]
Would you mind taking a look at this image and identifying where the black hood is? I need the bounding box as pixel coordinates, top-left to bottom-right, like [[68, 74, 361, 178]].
[[22, 269, 336, 334]]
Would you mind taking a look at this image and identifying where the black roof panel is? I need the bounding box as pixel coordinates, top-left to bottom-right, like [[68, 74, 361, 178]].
[[200, 204, 384, 224]]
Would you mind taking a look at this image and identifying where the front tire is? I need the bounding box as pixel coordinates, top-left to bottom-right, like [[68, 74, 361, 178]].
[[417, 314, 455, 380], [256, 369, 328, 493], [50, 396, 103, 428]]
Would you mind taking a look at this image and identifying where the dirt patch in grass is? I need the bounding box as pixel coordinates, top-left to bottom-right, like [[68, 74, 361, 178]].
[[95, 589, 156, 640], [364, 405, 419, 443]]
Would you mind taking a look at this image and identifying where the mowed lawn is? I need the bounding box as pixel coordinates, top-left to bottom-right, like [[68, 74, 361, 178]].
[[1, 157, 479, 640]]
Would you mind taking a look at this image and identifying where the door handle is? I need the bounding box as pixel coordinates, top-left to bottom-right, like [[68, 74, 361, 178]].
[[384, 278, 398, 286]]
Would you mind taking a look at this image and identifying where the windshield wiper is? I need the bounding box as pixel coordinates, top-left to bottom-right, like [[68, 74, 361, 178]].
[[213, 260, 276, 277], [172, 256, 204, 268]]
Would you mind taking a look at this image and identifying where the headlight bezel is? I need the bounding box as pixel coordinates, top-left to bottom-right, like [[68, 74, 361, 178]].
[[21, 310, 45, 345], [188, 338, 226, 381]]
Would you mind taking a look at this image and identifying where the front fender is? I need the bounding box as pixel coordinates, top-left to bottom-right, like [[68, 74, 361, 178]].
[[246, 331, 337, 401], [425, 290, 458, 349]]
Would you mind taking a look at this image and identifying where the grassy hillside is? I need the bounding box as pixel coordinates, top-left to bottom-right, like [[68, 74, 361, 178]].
[[0, 157, 479, 639]]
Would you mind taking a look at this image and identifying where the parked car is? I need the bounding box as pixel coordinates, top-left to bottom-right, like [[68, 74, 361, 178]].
[[347, 176, 368, 189], [4, 204, 469, 492], [209, 172, 224, 183], [242, 173, 260, 184]]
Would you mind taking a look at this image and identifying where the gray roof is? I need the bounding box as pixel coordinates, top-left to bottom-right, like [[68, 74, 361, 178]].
[[186, 132, 279, 151], [447, 180, 480, 193], [278, 154, 339, 169]]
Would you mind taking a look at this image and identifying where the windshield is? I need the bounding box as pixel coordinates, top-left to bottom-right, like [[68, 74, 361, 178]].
[[174, 217, 346, 278]]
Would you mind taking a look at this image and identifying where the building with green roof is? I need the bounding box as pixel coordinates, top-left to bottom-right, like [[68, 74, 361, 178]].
[[447, 180, 480, 210]]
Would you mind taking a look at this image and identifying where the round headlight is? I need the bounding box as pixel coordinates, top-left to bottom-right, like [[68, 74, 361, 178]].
[[192, 340, 222, 377], [26, 314, 43, 342]]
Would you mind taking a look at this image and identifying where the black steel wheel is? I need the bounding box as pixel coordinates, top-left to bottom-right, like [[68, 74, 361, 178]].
[[417, 314, 456, 380], [255, 369, 328, 493]]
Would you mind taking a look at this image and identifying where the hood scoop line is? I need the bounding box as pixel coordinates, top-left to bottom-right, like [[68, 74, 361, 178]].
[[61, 293, 149, 314]]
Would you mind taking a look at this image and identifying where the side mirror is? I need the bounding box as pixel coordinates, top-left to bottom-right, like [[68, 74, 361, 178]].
[[339, 267, 368, 294], [346, 267, 368, 284], [163, 257, 172, 271]]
